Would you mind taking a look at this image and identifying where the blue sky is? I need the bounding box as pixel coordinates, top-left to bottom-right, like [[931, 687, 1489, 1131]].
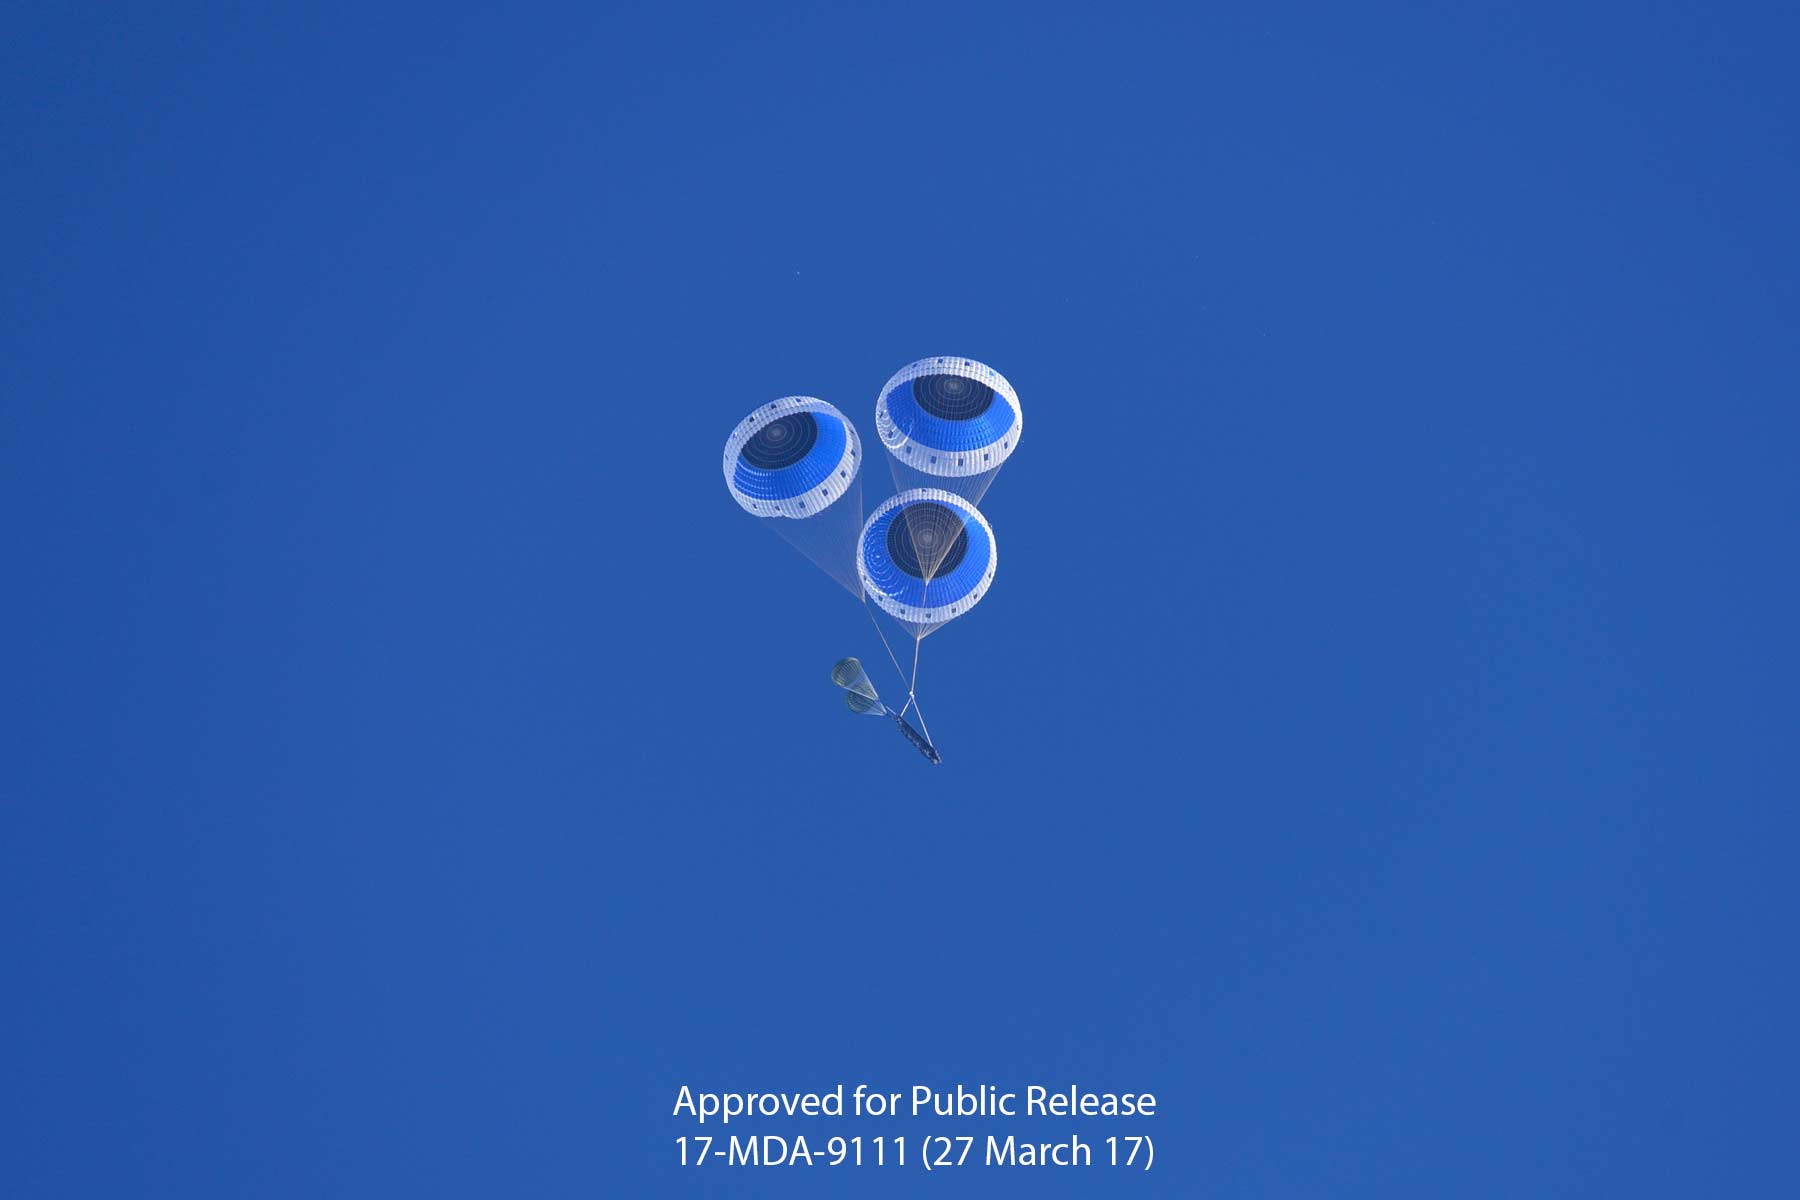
[[5, 3, 1797, 1195]]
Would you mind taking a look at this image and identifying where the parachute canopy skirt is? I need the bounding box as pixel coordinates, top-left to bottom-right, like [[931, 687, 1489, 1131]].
[[858, 488, 997, 639], [723, 397, 863, 594], [875, 357, 1021, 503]]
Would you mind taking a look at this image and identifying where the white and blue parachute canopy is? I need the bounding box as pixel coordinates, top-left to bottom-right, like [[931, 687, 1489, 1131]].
[[875, 357, 1021, 503], [723, 396, 861, 518], [858, 488, 997, 638], [723, 397, 864, 594]]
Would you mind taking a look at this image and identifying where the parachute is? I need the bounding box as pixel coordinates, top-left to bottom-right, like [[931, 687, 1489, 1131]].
[[859, 489, 996, 638], [845, 690, 888, 716], [835, 657, 890, 717], [831, 656, 882, 702], [722, 397, 864, 594], [723, 358, 1021, 762], [875, 356, 1022, 505]]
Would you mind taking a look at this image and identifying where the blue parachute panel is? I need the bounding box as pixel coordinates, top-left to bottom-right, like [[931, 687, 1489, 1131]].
[[881, 378, 1016, 458], [731, 411, 849, 501]]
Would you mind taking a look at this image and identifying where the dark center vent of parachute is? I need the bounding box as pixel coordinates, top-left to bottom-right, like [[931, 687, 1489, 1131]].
[[741, 412, 819, 469], [887, 502, 970, 579], [910, 373, 995, 421]]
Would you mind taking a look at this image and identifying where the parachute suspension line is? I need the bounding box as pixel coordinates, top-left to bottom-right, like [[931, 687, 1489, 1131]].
[[862, 593, 909, 695], [905, 571, 932, 741], [907, 633, 933, 744], [904, 573, 925, 719], [908, 633, 922, 705]]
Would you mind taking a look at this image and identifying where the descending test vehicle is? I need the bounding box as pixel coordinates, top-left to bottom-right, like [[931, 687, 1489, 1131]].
[[721, 357, 1022, 763]]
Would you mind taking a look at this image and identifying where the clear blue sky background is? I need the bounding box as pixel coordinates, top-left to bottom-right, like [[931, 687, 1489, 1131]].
[[5, 3, 1796, 1196]]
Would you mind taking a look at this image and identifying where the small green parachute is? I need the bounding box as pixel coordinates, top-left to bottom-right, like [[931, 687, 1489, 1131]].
[[832, 657, 883, 706], [845, 690, 888, 716]]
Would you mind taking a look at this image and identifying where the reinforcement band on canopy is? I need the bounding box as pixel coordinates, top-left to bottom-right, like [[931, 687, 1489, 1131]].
[[724, 397, 861, 518], [858, 488, 997, 627], [875, 357, 1021, 478]]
